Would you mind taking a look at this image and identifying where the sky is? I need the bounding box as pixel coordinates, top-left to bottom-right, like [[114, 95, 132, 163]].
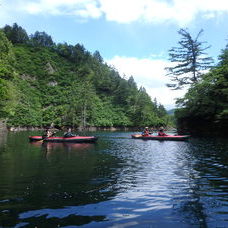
[[1, 0, 228, 109]]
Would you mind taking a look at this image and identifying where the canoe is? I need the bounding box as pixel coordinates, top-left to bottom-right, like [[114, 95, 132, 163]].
[[29, 136, 98, 143], [131, 134, 190, 141]]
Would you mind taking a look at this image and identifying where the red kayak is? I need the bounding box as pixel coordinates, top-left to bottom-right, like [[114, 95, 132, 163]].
[[29, 136, 98, 143], [131, 134, 190, 141]]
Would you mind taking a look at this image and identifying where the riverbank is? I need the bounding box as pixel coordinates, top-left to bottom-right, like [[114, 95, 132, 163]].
[[177, 117, 228, 137], [7, 126, 140, 132], [0, 120, 7, 131], [3, 124, 176, 133]]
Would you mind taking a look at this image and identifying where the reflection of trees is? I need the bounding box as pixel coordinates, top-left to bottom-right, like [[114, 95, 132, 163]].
[[173, 182, 208, 227], [24, 141, 122, 208], [0, 136, 124, 227], [171, 138, 228, 227], [0, 130, 7, 147], [31, 141, 97, 161]]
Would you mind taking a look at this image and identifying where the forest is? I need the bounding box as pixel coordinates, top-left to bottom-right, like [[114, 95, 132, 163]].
[[1, 24, 227, 135], [166, 29, 228, 136], [0, 23, 169, 129]]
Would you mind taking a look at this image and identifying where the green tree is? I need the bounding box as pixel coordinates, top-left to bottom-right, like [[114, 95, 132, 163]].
[[166, 28, 213, 90], [0, 79, 19, 118], [175, 43, 228, 134], [157, 103, 167, 117], [7, 79, 43, 126], [30, 31, 54, 47], [0, 30, 15, 79], [0, 30, 19, 118], [93, 50, 103, 63], [3, 23, 29, 44], [62, 66, 97, 128], [0, 23, 171, 129]]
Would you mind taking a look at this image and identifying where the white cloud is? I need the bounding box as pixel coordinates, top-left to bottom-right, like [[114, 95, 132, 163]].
[[74, 2, 102, 18], [12, 0, 102, 18], [6, 0, 228, 25], [0, 1, 21, 25], [145, 86, 187, 109], [106, 56, 187, 109], [99, 0, 145, 23], [106, 56, 167, 83]]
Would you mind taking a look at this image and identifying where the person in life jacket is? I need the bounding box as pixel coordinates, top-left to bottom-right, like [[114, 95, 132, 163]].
[[142, 127, 150, 136], [42, 128, 55, 139], [63, 127, 76, 137], [158, 127, 168, 136]]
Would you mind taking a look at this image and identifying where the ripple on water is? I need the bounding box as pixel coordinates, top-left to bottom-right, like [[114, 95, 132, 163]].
[[0, 132, 227, 227]]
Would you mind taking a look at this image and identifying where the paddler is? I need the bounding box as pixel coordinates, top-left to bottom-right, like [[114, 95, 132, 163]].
[[42, 128, 55, 139], [63, 127, 76, 137], [158, 127, 167, 136], [42, 123, 58, 139], [142, 127, 150, 136]]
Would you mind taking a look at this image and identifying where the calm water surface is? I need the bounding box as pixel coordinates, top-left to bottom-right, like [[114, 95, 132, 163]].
[[0, 131, 227, 227]]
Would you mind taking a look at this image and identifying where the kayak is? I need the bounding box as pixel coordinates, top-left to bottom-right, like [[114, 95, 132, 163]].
[[29, 136, 98, 143], [131, 134, 190, 141]]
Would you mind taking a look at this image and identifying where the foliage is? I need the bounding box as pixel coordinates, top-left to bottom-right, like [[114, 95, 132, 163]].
[[0, 23, 170, 128], [3, 23, 29, 44], [0, 30, 19, 117], [30, 31, 54, 47], [166, 29, 213, 90], [93, 50, 103, 63], [175, 45, 228, 134], [0, 30, 16, 79], [0, 79, 19, 118]]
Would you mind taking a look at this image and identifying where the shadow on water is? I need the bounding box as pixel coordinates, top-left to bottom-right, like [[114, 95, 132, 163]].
[[0, 131, 227, 227]]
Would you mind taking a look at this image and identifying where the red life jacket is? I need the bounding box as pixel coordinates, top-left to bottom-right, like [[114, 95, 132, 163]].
[[158, 131, 167, 136], [142, 129, 149, 136]]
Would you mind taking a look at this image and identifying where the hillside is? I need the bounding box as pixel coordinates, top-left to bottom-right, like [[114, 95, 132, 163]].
[[0, 23, 170, 129]]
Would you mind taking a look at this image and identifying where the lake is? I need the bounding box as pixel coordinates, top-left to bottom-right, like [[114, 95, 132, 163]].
[[0, 131, 227, 227]]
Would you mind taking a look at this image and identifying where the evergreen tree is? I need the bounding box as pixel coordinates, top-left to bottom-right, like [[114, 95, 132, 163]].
[[93, 50, 103, 63], [175, 42, 228, 134], [157, 104, 167, 117], [166, 28, 213, 90], [3, 23, 29, 44], [30, 31, 54, 47]]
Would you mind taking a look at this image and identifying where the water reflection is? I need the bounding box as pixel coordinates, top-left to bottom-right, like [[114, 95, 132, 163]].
[[169, 138, 228, 227], [19, 138, 228, 227], [30, 141, 96, 162], [0, 132, 227, 227], [0, 130, 7, 148], [0, 133, 123, 227]]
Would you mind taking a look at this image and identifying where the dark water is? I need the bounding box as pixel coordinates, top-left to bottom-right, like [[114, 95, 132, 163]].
[[0, 131, 227, 228]]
